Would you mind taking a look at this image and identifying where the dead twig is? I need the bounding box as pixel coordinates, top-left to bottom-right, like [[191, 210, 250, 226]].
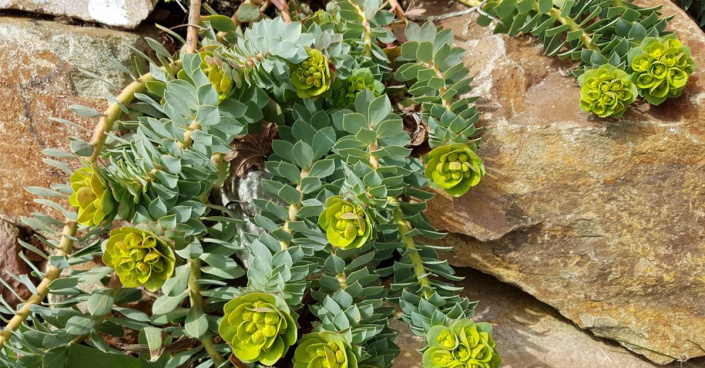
[[185, 0, 201, 54]]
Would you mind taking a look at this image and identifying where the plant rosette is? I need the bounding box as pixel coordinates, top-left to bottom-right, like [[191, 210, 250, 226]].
[[294, 331, 358, 368], [218, 292, 297, 365], [102, 227, 175, 291], [68, 165, 116, 227], [333, 68, 385, 107], [422, 319, 501, 368], [291, 48, 332, 98], [627, 35, 697, 105], [318, 196, 373, 250], [424, 144, 484, 197], [578, 64, 637, 118]]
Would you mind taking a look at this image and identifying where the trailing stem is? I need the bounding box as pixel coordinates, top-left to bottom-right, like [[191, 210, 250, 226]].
[[388, 197, 433, 299], [426, 61, 453, 110], [184, 2, 225, 365], [367, 140, 432, 300], [350, 1, 374, 57], [280, 169, 309, 250], [189, 259, 226, 366], [0, 64, 180, 349], [458, 0, 601, 52]]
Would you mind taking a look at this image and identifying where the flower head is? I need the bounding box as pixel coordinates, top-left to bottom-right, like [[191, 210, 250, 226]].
[[294, 331, 358, 368], [333, 68, 384, 107], [422, 320, 500, 368], [424, 144, 484, 197], [577, 64, 637, 118], [291, 49, 331, 99], [218, 292, 297, 365], [200, 51, 232, 98], [627, 35, 696, 105], [318, 196, 373, 249], [102, 227, 175, 291], [68, 166, 116, 226]]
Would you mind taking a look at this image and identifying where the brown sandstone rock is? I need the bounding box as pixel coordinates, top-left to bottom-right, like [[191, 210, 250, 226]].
[[392, 268, 705, 368], [422, 0, 705, 364], [0, 219, 38, 308], [0, 17, 147, 224]]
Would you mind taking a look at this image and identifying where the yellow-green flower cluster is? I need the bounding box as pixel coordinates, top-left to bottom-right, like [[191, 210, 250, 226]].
[[424, 144, 484, 197], [218, 293, 297, 366], [422, 320, 501, 368], [333, 68, 384, 107], [200, 51, 232, 98], [291, 49, 331, 99], [318, 196, 373, 250], [577, 64, 637, 118], [102, 227, 175, 291], [68, 166, 116, 227], [628, 35, 696, 105], [294, 331, 358, 368]]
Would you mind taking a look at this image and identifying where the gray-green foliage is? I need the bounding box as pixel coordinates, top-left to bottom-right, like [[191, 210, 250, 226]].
[[475, 0, 671, 75], [464, 0, 697, 116], [0, 1, 493, 367]]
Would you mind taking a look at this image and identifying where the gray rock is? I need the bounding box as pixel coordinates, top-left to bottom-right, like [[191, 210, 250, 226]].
[[0, 0, 156, 29], [224, 169, 279, 267]]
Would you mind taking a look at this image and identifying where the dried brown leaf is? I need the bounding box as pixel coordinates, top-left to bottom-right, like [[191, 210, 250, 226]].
[[404, 113, 429, 147], [225, 122, 278, 178]]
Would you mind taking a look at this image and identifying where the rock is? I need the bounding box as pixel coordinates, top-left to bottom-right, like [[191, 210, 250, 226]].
[[0, 0, 156, 29], [0, 219, 39, 308], [0, 16, 148, 224], [422, 0, 705, 363], [223, 169, 278, 268], [392, 268, 705, 368]]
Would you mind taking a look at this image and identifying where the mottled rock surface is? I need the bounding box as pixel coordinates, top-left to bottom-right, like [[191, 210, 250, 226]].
[[422, 0, 705, 364], [392, 268, 705, 368], [0, 220, 36, 308], [0, 0, 156, 29], [0, 17, 147, 225]]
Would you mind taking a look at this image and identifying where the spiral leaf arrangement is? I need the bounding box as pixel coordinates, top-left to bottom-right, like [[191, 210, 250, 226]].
[[0, 1, 500, 367], [461, 0, 697, 118]]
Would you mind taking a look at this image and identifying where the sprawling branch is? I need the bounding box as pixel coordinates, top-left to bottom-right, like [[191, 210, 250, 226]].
[[0, 65, 177, 348]]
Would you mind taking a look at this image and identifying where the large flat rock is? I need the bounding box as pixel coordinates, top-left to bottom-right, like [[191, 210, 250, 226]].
[[0, 17, 146, 224], [0, 0, 156, 29], [393, 268, 705, 368], [424, 0, 705, 364]]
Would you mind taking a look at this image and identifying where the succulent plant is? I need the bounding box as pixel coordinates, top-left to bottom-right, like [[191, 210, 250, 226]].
[[333, 68, 384, 107], [318, 196, 373, 249], [628, 35, 697, 105], [294, 331, 358, 368], [577, 64, 637, 118], [68, 166, 116, 226], [218, 292, 297, 365], [102, 227, 175, 291], [422, 320, 501, 368], [291, 49, 332, 99], [470, 0, 694, 116], [424, 144, 484, 197], [2, 4, 495, 367]]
